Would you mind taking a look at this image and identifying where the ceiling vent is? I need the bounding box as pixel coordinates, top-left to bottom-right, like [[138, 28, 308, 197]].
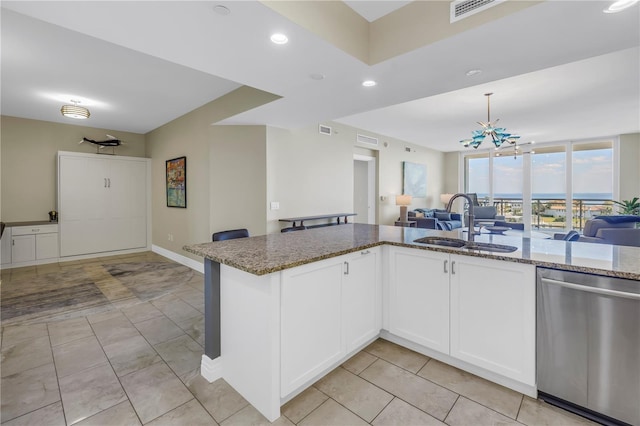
[[319, 124, 332, 136], [450, 0, 504, 23], [357, 133, 379, 146]]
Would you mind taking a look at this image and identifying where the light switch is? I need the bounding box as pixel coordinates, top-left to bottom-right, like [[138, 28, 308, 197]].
[[270, 202, 280, 210]]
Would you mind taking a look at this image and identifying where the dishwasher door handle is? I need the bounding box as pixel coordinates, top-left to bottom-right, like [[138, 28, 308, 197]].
[[541, 277, 640, 300]]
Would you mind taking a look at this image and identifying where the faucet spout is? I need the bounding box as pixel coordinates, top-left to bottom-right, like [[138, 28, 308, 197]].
[[446, 193, 476, 242]]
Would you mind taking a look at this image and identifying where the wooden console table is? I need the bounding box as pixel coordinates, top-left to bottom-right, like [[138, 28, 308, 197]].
[[279, 213, 356, 228]]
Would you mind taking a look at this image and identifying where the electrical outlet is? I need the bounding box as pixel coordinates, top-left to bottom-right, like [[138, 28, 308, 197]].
[[270, 201, 280, 210], [168, 234, 173, 241]]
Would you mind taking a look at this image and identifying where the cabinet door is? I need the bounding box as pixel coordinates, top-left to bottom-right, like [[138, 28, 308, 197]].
[[36, 233, 59, 260], [281, 258, 344, 397], [450, 255, 535, 385], [343, 248, 380, 353], [12, 235, 35, 263], [388, 247, 450, 354]]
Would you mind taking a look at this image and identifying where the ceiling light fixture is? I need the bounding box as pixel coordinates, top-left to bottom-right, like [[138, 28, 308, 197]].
[[362, 80, 377, 87], [465, 69, 482, 77], [459, 92, 519, 149], [270, 33, 288, 44], [213, 5, 230, 15], [603, 0, 638, 13], [310, 73, 325, 81], [60, 100, 90, 119]]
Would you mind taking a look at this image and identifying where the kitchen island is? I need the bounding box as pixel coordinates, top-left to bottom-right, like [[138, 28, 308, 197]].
[[184, 223, 640, 421]]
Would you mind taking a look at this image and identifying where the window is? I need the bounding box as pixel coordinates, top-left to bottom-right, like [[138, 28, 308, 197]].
[[532, 146, 566, 230]]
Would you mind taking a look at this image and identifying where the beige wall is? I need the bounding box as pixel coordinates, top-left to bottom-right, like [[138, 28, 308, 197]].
[[619, 133, 640, 201], [210, 125, 267, 236], [0, 116, 145, 222], [145, 86, 278, 261], [443, 152, 460, 194]]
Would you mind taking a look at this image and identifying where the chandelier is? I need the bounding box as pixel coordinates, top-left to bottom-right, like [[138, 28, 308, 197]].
[[460, 93, 519, 149]]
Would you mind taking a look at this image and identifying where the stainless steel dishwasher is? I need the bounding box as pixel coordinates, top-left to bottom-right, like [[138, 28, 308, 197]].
[[537, 268, 640, 426]]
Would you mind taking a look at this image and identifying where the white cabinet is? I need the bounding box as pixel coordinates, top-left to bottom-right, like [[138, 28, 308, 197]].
[[58, 151, 149, 257], [1, 227, 13, 265], [388, 247, 450, 354], [450, 255, 535, 385], [280, 248, 380, 397], [10, 224, 59, 265], [387, 246, 535, 386]]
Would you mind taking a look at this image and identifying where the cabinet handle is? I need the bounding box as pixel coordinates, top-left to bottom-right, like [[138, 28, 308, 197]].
[[444, 260, 448, 274], [344, 261, 349, 275], [361, 250, 370, 255], [12, 239, 15, 246], [451, 260, 456, 275], [32, 228, 39, 232], [104, 178, 107, 188], [108, 178, 111, 188]]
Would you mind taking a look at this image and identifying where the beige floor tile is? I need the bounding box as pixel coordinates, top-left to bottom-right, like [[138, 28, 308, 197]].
[[282, 386, 329, 423], [182, 370, 248, 423], [48, 316, 95, 346], [314, 367, 393, 422], [0, 363, 60, 422], [1, 401, 65, 426], [418, 358, 523, 419], [174, 289, 206, 312], [151, 297, 201, 324], [154, 334, 203, 377], [91, 313, 140, 346], [176, 315, 205, 347], [445, 396, 520, 426], [59, 363, 127, 425], [119, 361, 193, 424], [1, 335, 53, 377], [342, 350, 378, 375], [134, 315, 185, 345], [221, 404, 295, 426], [102, 334, 162, 377], [121, 301, 164, 324], [52, 335, 108, 378], [75, 400, 141, 426], [372, 397, 446, 426], [299, 398, 369, 426], [360, 359, 458, 421], [517, 396, 599, 426], [1, 323, 48, 347], [365, 338, 430, 373], [146, 399, 217, 426]]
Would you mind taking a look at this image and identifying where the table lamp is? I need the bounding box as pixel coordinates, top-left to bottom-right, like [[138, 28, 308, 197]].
[[440, 193, 454, 208], [396, 194, 412, 222]]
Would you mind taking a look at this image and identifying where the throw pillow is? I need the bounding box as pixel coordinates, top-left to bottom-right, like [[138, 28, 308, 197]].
[[415, 212, 425, 218], [435, 212, 452, 221]]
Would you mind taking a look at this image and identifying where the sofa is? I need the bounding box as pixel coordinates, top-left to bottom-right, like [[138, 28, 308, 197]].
[[464, 206, 505, 226], [554, 216, 640, 247], [408, 209, 463, 230]]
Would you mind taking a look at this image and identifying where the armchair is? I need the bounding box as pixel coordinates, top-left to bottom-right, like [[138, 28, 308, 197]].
[[553, 216, 640, 247], [465, 206, 505, 226]]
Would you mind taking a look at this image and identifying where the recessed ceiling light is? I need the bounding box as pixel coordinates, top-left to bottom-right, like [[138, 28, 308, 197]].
[[466, 69, 482, 77], [603, 0, 638, 13], [213, 5, 230, 15], [270, 33, 288, 44], [310, 73, 325, 81], [362, 80, 377, 87]]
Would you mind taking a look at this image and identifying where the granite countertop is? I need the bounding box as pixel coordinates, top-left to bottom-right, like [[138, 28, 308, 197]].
[[4, 220, 58, 227], [184, 223, 640, 280]]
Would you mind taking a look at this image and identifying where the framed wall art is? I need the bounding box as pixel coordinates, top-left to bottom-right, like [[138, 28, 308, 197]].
[[166, 156, 187, 208], [402, 161, 427, 197]]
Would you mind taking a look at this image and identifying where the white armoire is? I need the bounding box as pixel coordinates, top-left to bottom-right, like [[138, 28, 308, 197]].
[[58, 151, 151, 257]]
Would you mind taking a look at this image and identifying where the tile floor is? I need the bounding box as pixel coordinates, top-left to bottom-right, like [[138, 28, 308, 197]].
[[1, 252, 598, 425]]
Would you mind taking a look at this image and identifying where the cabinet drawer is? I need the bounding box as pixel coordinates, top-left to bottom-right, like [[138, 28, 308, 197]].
[[12, 224, 58, 235]]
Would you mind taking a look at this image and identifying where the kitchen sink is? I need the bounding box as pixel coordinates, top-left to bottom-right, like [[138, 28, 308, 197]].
[[413, 237, 467, 248], [413, 237, 518, 253]]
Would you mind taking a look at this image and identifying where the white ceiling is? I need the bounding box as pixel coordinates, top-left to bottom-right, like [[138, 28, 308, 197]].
[[1, 1, 639, 152], [344, 1, 412, 22]]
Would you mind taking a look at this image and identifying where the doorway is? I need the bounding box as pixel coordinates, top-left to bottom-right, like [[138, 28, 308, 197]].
[[353, 154, 376, 224]]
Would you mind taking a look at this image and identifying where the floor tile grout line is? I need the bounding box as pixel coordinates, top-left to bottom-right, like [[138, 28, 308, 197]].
[[46, 322, 68, 426], [515, 394, 525, 422], [368, 395, 396, 424]]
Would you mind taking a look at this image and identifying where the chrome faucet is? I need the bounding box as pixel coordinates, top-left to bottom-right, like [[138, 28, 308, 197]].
[[446, 193, 477, 242]]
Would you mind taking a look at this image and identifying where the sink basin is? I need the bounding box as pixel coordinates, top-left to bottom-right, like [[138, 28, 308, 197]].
[[463, 242, 518, 253], [413, 237, 467, 248], [414, 237, 518, 253]]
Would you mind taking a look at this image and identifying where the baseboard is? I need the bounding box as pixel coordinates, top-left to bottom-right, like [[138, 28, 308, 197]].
[[201, 355, 223, 383], [152, 245, 204, 273]]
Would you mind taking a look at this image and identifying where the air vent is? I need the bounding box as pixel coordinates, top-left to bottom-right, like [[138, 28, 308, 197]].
[[319, 125, 332, 136], [356, 133, 378, 146], [450, 0, 504, 23], [405, 147, 411, 152]]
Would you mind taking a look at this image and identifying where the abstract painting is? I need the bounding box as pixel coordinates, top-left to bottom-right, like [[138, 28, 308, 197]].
[[402, 161, 427, 197], [166, 156, 187, 208]]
